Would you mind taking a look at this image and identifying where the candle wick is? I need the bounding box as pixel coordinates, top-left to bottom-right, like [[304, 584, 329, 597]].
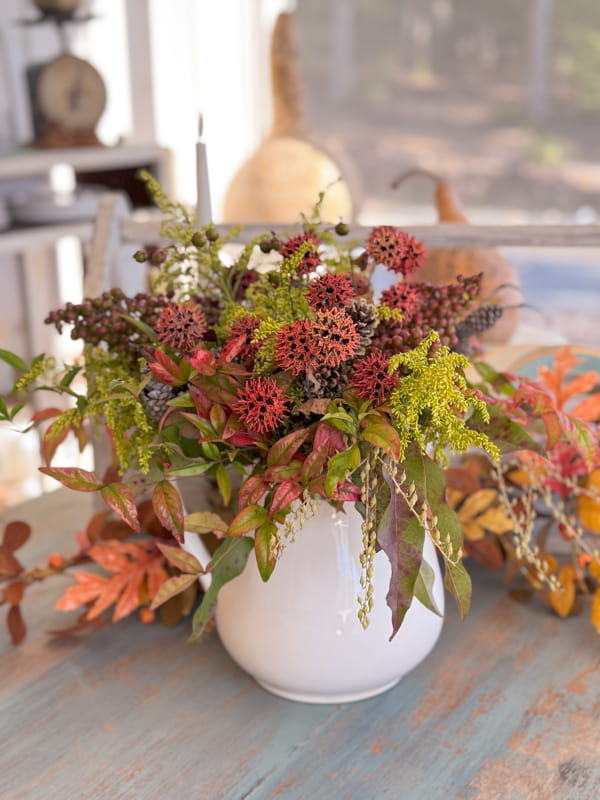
[[198, 114, 204, 138]]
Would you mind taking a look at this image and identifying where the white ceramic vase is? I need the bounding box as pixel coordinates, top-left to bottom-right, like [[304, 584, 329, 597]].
[[183, 500, 444, 704]]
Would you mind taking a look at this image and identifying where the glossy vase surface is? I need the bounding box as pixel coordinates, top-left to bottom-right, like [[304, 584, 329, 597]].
[[184, 500, 444, 704]]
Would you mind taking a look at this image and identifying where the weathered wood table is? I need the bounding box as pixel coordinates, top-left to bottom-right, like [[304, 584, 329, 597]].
[[1, 490, 598, 800]]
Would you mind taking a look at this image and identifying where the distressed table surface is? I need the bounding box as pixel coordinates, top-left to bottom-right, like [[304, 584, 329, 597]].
[[1, 490, 598, 800]]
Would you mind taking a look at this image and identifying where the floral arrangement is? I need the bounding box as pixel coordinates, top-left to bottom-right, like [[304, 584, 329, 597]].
[[447, 347, 600, 632], [0, 176, 590, 645]]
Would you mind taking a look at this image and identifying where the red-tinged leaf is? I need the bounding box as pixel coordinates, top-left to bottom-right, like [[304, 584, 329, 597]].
[[150, 573, 198, 610], [88, 542, 131, 572], [209, 403, 227, 434], [239, 475, 267, 509], [313, 422, 345, 455], [39, 466, 103, 492], [219, 335, 246, 363], [334, 481, 362, 502], [30, 406, 62, 423], [227, 430, 262, 447], [55, 572, 110, 611], [188, 348, 217, 374], [100, 484, 140, 532], [301, 446, 329, 482], [153, 349, 184, 379], [4, 580, 25, 605], [378, 473, 426, 640], [152, 481, 184, 541], [7, 605, 26, 645], [3, 521, 31, 551], [254, 520, 278, 581], [464, 537, 505, 570], [112, 566, 144, 621], [443, 560, 472, 619], [264, 461, 303, 483], [361, 423, 402, 460], [267, 428, 310, 467], [189, 383, 212, 417], [228, 504, 269, 537], [41, 418, 71, 466], [148, 362, 179, 385], [157, 542, 205, 574], [269, 480, 303, 516], [0, 545, 23, 577], [324, 445, 361, 496], [541, 410, 563, 451]]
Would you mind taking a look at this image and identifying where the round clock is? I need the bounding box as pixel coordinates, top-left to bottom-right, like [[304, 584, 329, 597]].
[[36, 53, 106, 132]]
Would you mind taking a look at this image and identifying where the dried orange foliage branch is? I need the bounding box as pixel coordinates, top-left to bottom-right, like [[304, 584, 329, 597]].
[[451, 347, 600, 633]]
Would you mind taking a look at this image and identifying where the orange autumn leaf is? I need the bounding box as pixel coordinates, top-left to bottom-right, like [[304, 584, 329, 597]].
[[55, 540, 169, 623], [547, 564, 576, 618], [589, 559, 600, 582], [591, 589, 600, 634], [577, 470, 600, 533]]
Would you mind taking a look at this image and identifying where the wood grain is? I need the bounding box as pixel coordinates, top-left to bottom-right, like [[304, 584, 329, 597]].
[[121, 217, 600, 248], [1, 491, 599, 799]]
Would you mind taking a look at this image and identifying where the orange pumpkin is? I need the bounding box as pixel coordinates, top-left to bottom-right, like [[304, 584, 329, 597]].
[[392, 169, 523, 345]]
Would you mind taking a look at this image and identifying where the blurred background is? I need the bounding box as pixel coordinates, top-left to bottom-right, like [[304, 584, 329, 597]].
[[0, 0, 599, 506]]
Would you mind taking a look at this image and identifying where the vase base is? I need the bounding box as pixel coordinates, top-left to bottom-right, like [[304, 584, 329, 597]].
[[255, 676, 403, 704]]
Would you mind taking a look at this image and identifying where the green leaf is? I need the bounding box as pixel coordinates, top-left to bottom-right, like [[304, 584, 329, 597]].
[[324, 445, 361, 496], [215, 463, 231, 506], [59, 365, 83, 389], [321, 411, 357, 435], [0, 396, 9, 419], [39, 466, 103, 492], [100, 484, 141, 532], [166, 392, 193, 408], [150, 573, 199, 610], [404, 445, 470, 617], [0, 349, 29, 373], [120, 313, 157, 341], [413, 558, 443, 617], [157, 542, 205, 573], [164, 462, 214, 478], [443, 560, 472, 619], [152, 480, 184, 541], [228, 504, 268, 536], [184, 511, 228, 535], [266, 428, 310, 467], [469, 407, 542, 455], [254, 519, 277, 581], [189, 536, 254, 642], [361, 423, 402, 460]]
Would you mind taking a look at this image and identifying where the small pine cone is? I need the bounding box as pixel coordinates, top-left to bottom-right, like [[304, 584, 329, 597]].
[[302, 365, 348, 399], [346, 298, 377, 355], [141, 377, 181, 422], [455, 304, 504, 341]]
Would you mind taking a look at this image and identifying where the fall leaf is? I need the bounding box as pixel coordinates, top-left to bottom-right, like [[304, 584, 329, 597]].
[[3, 580, 25, 605], [55, 540, 169, 623], [7, 605, 26, 645], [3, 521, 31, 551], [591, 589, 600, 634], [547, 565, 576, 618]]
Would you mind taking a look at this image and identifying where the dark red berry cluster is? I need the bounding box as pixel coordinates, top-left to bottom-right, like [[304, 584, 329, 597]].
[[373, 274, 482, 354], [44, 289, 169, 358]]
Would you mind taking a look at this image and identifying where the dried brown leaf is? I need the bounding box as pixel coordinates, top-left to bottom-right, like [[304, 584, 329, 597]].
[[3, 521, 31, 551], [3, 580, 25, 606], [7, 605, 26, 644]]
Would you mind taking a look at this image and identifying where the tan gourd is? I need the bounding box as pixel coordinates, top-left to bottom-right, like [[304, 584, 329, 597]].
[[392, 169, 522, 345], [223, 12, 354, 225]]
